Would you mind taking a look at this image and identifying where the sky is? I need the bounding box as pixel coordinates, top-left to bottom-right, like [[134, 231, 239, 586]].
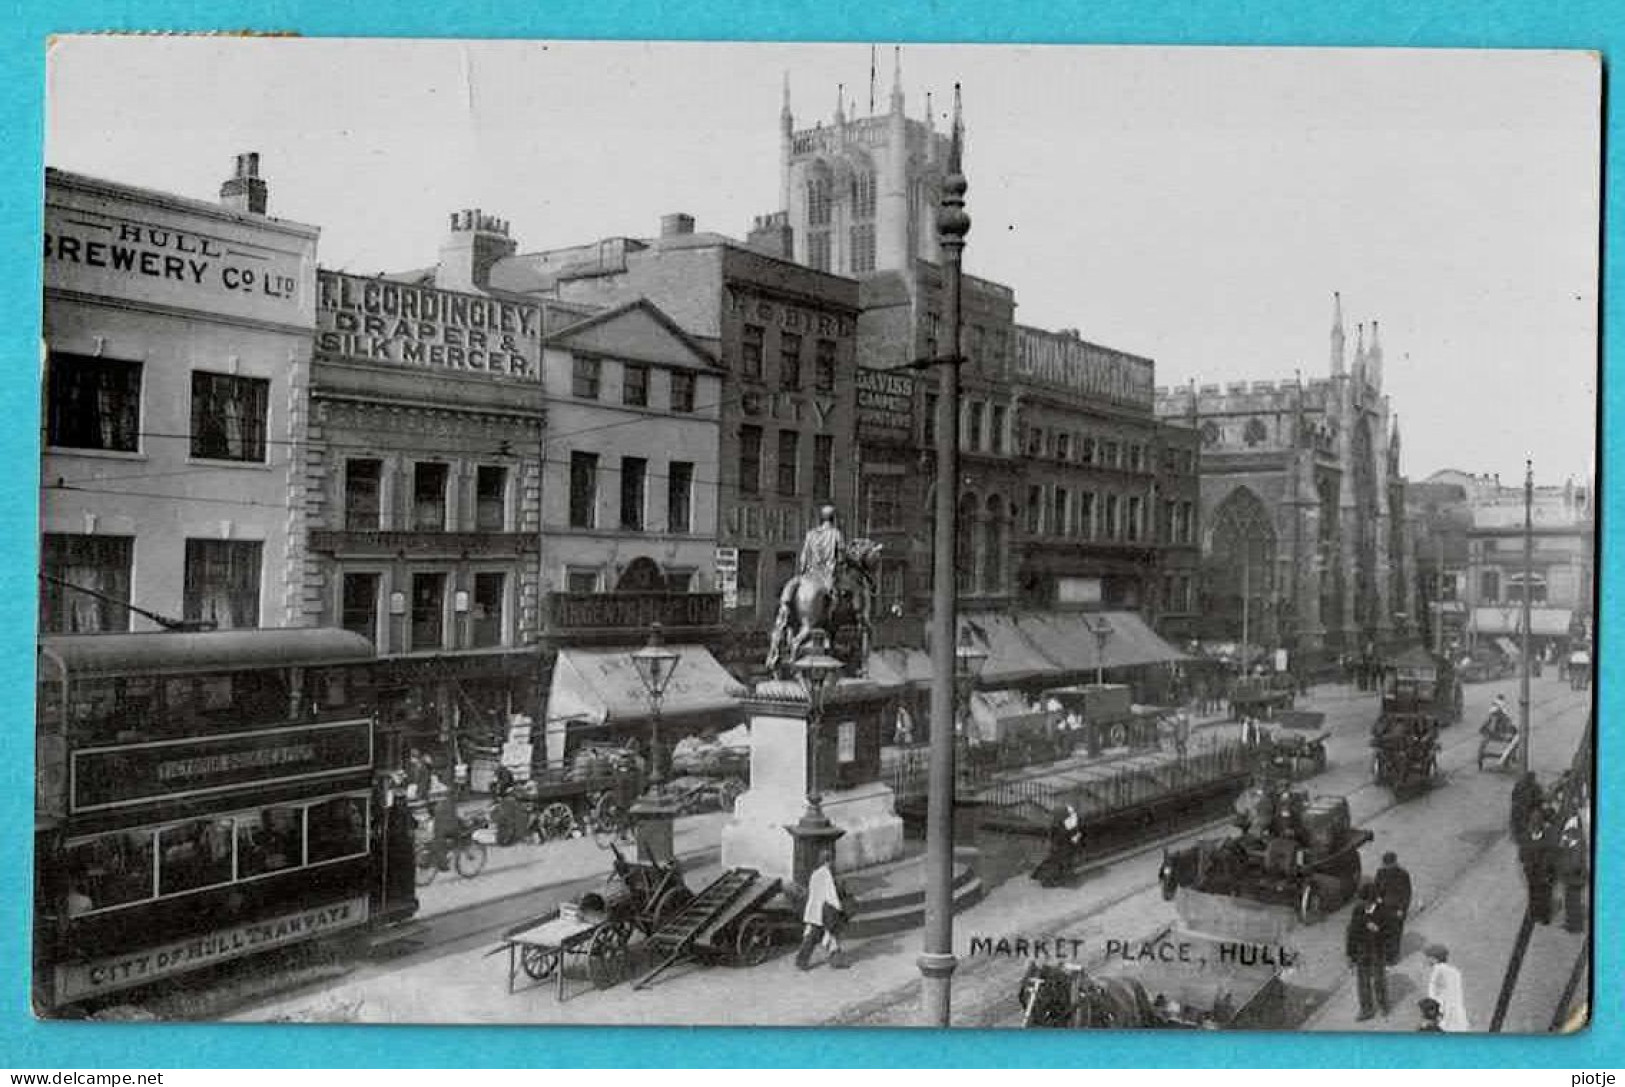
[[44, 38, 1601, 485]]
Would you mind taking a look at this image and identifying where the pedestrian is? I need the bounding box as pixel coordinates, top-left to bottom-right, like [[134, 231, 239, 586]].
[[1556, 813, 1588, 934], [1173, 709, 1191, 759], [1416, 998, 1444, 1032], [428, 789, 460, 871], [1519, 808, 1556, 925], [796, 845, 851, 971], [1373, 851, 1413, 965], [1509, 771, 1543, 841], [1345, 882, 1391, 1020], [1423, 944, 1470, 1031]]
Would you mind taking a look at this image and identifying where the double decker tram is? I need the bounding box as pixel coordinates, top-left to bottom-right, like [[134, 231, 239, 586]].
[[34, 628, 417, 1015]]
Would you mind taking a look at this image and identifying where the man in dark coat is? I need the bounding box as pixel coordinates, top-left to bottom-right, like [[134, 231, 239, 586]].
[[1345, 881, 1392, 1020], [1519, 809, 1555, 924], [1373, 851, 1414, 964], [1510, 772, 1543, 841], [1555, 814, 1589, 934]]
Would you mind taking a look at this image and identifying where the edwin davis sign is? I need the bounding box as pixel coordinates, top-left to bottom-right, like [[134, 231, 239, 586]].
[[54, 896, 369, 1003]]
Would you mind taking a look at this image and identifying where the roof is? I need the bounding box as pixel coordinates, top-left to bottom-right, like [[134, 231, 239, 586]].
[[39, 628, 376, 679], [544, 296, 721, 369]]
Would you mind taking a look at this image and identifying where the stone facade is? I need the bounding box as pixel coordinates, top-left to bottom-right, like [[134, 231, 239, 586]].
[[1154, 294, 1414, 658]]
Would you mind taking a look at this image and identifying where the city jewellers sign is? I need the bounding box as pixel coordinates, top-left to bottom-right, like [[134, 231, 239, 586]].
[[724, 287, 856, 339], [70, 720, 372, 814], [1013, 326, 1155, 411], [547, 592, 722, 633], [856, 367, 914, 443], [317, 270, 541, 378], [54, 896, 369, 1003]]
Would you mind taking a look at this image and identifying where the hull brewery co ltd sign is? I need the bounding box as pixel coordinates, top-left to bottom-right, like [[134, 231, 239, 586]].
[[70, 720, 372, 813], [317, 270, 541, 378]]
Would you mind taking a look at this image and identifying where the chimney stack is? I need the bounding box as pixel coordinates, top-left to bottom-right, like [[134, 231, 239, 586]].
[[660, 213, 696, 239], [745, 211, 793, 259], [220, 152, 268, 215], [438, 208, 517, 292]]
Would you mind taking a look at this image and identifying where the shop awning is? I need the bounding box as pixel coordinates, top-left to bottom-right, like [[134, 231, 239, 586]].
[[546, 645, 745, 729], [1016, 611, 1188, 672], [1472, 607, 1573, 637], [957, 613, 1063, 685], [864, 646, 934, 691]]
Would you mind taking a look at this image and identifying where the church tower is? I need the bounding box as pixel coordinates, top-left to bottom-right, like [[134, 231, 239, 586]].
[[779, 49, 954, 277]]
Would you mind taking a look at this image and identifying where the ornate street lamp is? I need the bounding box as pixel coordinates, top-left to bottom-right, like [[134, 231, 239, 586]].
[[630, 622, 681, 797], [1089, 616, 1115, 688], [791, 629, 846, 822]]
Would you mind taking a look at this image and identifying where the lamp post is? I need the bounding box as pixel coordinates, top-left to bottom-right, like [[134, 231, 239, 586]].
[[629, 623, 681, 862], [1089, 616, 1114, 688], [787, 629, 846, 889], [1519, 459, 1533, 775]]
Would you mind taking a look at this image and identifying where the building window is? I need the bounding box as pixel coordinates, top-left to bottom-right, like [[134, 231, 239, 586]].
[[776, 430, 800, 497], [737, 550, 760, 611], [1026, 485, 1043, 534], [1127, 496, 1143, 542], [1180, 501, 1194, 544], [864, 475, 903, 532], [774, 552, 797, 598], [815, 339, 837, 392], [924, 392, 939, 449], [666, 571, 694, 593], [413, 462, 448, 531], [184, 539, 262, 630], [850, 224, 876, 274], [572, 357, 601, 399], [1027, 427, 1044, 458], [1056, 432, 1071, 462], [340, 572, 379, 644], [46, 353, 142, 452], [566, 567, 598, 594], [1130, 444, 1144, 472], [410, 572, 446, 650], [990, 405, 1007, 455], [1105, 495, 1120, 539], [814, 435, 834, 502], [623, 363, 649, 407], [739, 425, 763, 496], [808, 177, 833, 226], [345, 460, 383, 531], [780, 333, 803, 390], [1079, 492, 1096, 538], [808, 232, 832, 273], [190, 372, 269, 462], [741, 324, 765, 380], [966, 402, 984, 452], [620, 457, 647, 531], [475, 465, 508, 532], [1053, 488, 1069, 538], [1480, 570, 1500, 602], [471, 572, 505, 648], [670, 370, 696, 413], [569, 451, 598, 528], [40, 534, 132, 634], [852, 172, 877, 219], [667, 461, 694, 533]]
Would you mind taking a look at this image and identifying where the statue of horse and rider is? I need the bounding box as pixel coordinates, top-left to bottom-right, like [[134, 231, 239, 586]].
[[1018, 961, 1183, 1029], [765, 505, 881, 675]]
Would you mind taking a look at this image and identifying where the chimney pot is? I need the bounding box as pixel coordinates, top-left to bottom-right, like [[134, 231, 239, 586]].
[[220, 151, 269, 215]]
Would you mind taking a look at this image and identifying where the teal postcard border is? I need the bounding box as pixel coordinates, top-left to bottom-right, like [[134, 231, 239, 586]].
[[0, 0, 1615, 1069]]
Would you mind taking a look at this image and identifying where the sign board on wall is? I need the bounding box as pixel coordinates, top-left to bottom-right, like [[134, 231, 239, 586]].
[[43, 194, 310, 326], [1013, 326, 1155, 411], [714, 547, 739, 609], [1056, 577, 1104, 605], [856, 367, 915, 443], [316, 270, 541, 378]]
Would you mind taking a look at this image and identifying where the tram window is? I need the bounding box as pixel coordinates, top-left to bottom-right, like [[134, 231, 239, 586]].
[[232, 671, 291, 725], [311, 668, 366, 715], [65, 831, 155, 913], [158, 819, 235, 896], [69, 678, 159, 744], [306, 796, 368, 864], [236, 805, 305, 877]]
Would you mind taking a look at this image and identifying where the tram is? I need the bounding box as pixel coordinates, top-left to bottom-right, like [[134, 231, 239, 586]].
[[33, 628, 416, 1015]]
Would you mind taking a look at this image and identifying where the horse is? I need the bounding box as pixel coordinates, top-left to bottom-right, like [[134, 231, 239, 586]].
[[765, 539, 881, 673], [1018, 962, 1168, 1029]]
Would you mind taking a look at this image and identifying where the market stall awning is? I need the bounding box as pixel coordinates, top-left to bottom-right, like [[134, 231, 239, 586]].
[[957, 613, 1063, 685], [864, 646, 934, 691], [1472, 607, 1574, 637], [546, 645, 745, 729], [1016, 611, 1188, 671]]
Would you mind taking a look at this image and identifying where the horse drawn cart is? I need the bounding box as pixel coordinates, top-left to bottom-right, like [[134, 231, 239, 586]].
[[490, 745, 645, 845], [1229, 674, 1297, 721], [1371, 715, 1440, 794]]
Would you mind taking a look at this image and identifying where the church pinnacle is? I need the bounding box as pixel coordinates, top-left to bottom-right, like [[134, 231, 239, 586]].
[[1330, 290, 1346, 376], [891, 46, 904, 113]]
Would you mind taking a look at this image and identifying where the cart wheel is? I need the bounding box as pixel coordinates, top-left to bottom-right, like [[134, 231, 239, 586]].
[[1297, 881, 1323, 925], [587, 922, 631, 989], [717, 778, 747, 813], [591, 792, 630, 849], [735, 915, 776, 967], [649, 884, 694, 933], [520, 945, 561, 981], [413, 843, 439, 887], [454, 839, 488, 879], [538, 802, 577, 841]]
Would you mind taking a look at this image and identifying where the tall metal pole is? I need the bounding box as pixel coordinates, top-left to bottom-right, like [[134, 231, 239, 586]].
[[1434, 535, 1445, 657], [1519, 459, 1533, 774], [920, 84, 969, 1027]]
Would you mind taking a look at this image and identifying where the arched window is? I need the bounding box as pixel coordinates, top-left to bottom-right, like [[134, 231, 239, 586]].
[[983, 494, 1006, 594], [956, 492, 978, 595], [1206, 487, 1277, 643]]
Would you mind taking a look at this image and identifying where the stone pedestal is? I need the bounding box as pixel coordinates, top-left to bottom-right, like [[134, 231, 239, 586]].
[[720, 680, 905, 882], [630, 791, 679, 867]]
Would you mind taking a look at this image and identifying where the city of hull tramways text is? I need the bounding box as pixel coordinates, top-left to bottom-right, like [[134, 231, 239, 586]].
[[33, 628, 417, 1016]]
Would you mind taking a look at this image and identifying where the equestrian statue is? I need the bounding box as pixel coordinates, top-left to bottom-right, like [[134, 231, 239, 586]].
[[765, 504, 881, 674]]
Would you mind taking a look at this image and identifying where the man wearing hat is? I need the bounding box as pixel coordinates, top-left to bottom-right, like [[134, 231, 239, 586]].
[[1424, 943, 1470, 1031], [1373, 852, 1413, 965], [1344, 882, 1392, 1020], [1416, 998, 1444, 1032]]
